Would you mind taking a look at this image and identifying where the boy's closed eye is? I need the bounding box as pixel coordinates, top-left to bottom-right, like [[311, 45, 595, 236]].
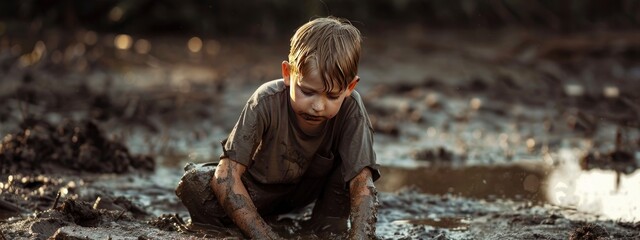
[[300, 86, 341, 100], [327, 94, 340, 100], [301, 89, 315, 96]]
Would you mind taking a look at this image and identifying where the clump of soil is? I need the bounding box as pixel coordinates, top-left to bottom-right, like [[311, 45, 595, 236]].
[[148, 214, 188, 232], [569, 223, 611, 240], [0, 117, 154, 174], [0, 198, 138, 239], [57, 199, 103, 227], [413, 147, 456, 163]]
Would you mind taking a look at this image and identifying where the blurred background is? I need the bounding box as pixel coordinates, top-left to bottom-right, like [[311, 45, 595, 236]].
[[2, 0, 640, 36]]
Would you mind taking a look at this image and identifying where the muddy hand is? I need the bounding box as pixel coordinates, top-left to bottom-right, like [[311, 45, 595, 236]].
[[211, 158, 284, 239], [348, 168, 378, 240]]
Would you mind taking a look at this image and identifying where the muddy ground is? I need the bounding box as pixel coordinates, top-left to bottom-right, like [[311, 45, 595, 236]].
[[1, 27, 640, 239]]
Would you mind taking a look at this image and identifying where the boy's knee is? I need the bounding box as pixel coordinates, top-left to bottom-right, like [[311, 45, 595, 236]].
[[175, 162, 225, 225], [175, 164, 215, 211], [176, 164, 215, 198]]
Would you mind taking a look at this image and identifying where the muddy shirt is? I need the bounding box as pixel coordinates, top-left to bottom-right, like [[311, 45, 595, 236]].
[[222, 79, 380, 184]]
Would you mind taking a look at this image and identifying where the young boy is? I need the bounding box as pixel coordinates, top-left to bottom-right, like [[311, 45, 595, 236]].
[[176, 17, 380, 239]]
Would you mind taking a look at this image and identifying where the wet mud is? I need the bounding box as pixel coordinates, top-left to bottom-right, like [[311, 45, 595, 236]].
[[1, 28, 640, 239], [1, 118, 154, 174]]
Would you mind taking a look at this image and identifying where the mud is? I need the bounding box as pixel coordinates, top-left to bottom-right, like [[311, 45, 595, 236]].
[[1, 118, 154, 174], [1, 28, 640, 239]]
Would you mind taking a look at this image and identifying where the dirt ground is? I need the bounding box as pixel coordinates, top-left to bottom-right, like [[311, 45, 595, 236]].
[[1, 27, 640, 239]]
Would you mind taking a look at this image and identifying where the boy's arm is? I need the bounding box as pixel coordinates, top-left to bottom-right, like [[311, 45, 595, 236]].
[[210, 158, 281, 239], [347, 167, 378, 239]]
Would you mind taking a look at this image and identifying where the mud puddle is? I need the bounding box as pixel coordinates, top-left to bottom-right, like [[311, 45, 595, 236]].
[[378, 155, 640, 223], [391, 217, 470, 231], [377, 163, 547, 203]]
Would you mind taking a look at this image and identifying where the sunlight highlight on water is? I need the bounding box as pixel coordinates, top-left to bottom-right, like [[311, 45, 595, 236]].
[[547, 147, 640, 222]]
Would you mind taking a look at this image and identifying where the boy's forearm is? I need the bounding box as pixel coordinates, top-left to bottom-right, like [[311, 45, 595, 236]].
[[348, 168, 378, 240], [211, 159, 281, 239]]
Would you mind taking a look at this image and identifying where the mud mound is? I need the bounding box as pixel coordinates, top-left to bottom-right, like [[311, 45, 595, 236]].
[[57, 199, 102, 227], [569, 223, 610, 240], [0, 117, 154, 174], [0, 198, 140, 239]]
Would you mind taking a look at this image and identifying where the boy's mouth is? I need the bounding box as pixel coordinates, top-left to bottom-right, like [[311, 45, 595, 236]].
[[300, 113, 324, 122]]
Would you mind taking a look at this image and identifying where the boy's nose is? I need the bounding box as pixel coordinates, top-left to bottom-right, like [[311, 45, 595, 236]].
[[312, 98, 325, 112]]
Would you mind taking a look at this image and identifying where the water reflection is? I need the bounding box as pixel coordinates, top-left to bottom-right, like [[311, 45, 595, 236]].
[[377, 163, 548, 203], [547, 147, 640, 222], [379, 148, 640, 222]]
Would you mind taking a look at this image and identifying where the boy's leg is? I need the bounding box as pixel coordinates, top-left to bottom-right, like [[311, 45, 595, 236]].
[[175, 162, 227, 226], [280, 166, 349, 233], [176, 162, 290, 225], [308, 166, 350, 232]]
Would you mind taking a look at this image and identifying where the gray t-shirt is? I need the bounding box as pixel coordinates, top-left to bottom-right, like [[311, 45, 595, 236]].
[[222, 79, 380, 185]]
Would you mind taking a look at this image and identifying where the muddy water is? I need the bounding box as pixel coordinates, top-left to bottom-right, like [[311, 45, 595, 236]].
[[377, 163, 547, 203], [377, 158, 640, 222]]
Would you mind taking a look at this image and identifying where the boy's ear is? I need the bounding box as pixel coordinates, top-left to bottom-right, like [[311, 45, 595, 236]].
[[282, 61, 291, 86], [346, 75, 360, 96]]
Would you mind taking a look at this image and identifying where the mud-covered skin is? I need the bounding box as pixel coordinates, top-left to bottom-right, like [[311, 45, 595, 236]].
[[211, 158, 282, 239], [348, 168, 378, 240]]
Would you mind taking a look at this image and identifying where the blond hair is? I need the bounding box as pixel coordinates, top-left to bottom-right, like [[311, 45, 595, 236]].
[[288, 17, 362, 92]]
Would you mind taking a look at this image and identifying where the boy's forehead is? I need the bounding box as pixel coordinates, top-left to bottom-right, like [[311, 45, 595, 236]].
[[297, 74, 343, 94]]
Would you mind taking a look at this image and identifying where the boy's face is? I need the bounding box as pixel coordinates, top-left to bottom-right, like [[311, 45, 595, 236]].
[[282, 61, 359, 133]]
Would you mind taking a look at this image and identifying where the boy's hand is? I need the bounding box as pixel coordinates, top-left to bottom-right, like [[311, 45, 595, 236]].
[[347, 168, 378, 240], [211, 158, 283, 239]]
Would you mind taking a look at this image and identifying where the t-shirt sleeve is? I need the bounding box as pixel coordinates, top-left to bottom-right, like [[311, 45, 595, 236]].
[[339, 113, 380, 183], [220, 95, 268, 167]]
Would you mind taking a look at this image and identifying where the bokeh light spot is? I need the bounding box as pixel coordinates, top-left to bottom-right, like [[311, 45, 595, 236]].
[[188, 37, 203, 53], [603, 86, 619, 98], [109, 7, 124, 22], [470, 97, 482, 110], [526, 138, 536, 149], [114, 34, 133, 50]]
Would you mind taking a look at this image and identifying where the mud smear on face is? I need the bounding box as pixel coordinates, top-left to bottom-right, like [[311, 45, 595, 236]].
[[300, 113, 325, 122]]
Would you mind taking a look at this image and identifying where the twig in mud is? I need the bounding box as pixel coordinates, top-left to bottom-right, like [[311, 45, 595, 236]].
[[123, 96, 140, 119], [116, 209, 127, 221], [18, 100, 29, 121], [0, 199, 23, 212], [174, 213, 186, 225], [620, 97, 640, 119], [51, 191, 61, 210]]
